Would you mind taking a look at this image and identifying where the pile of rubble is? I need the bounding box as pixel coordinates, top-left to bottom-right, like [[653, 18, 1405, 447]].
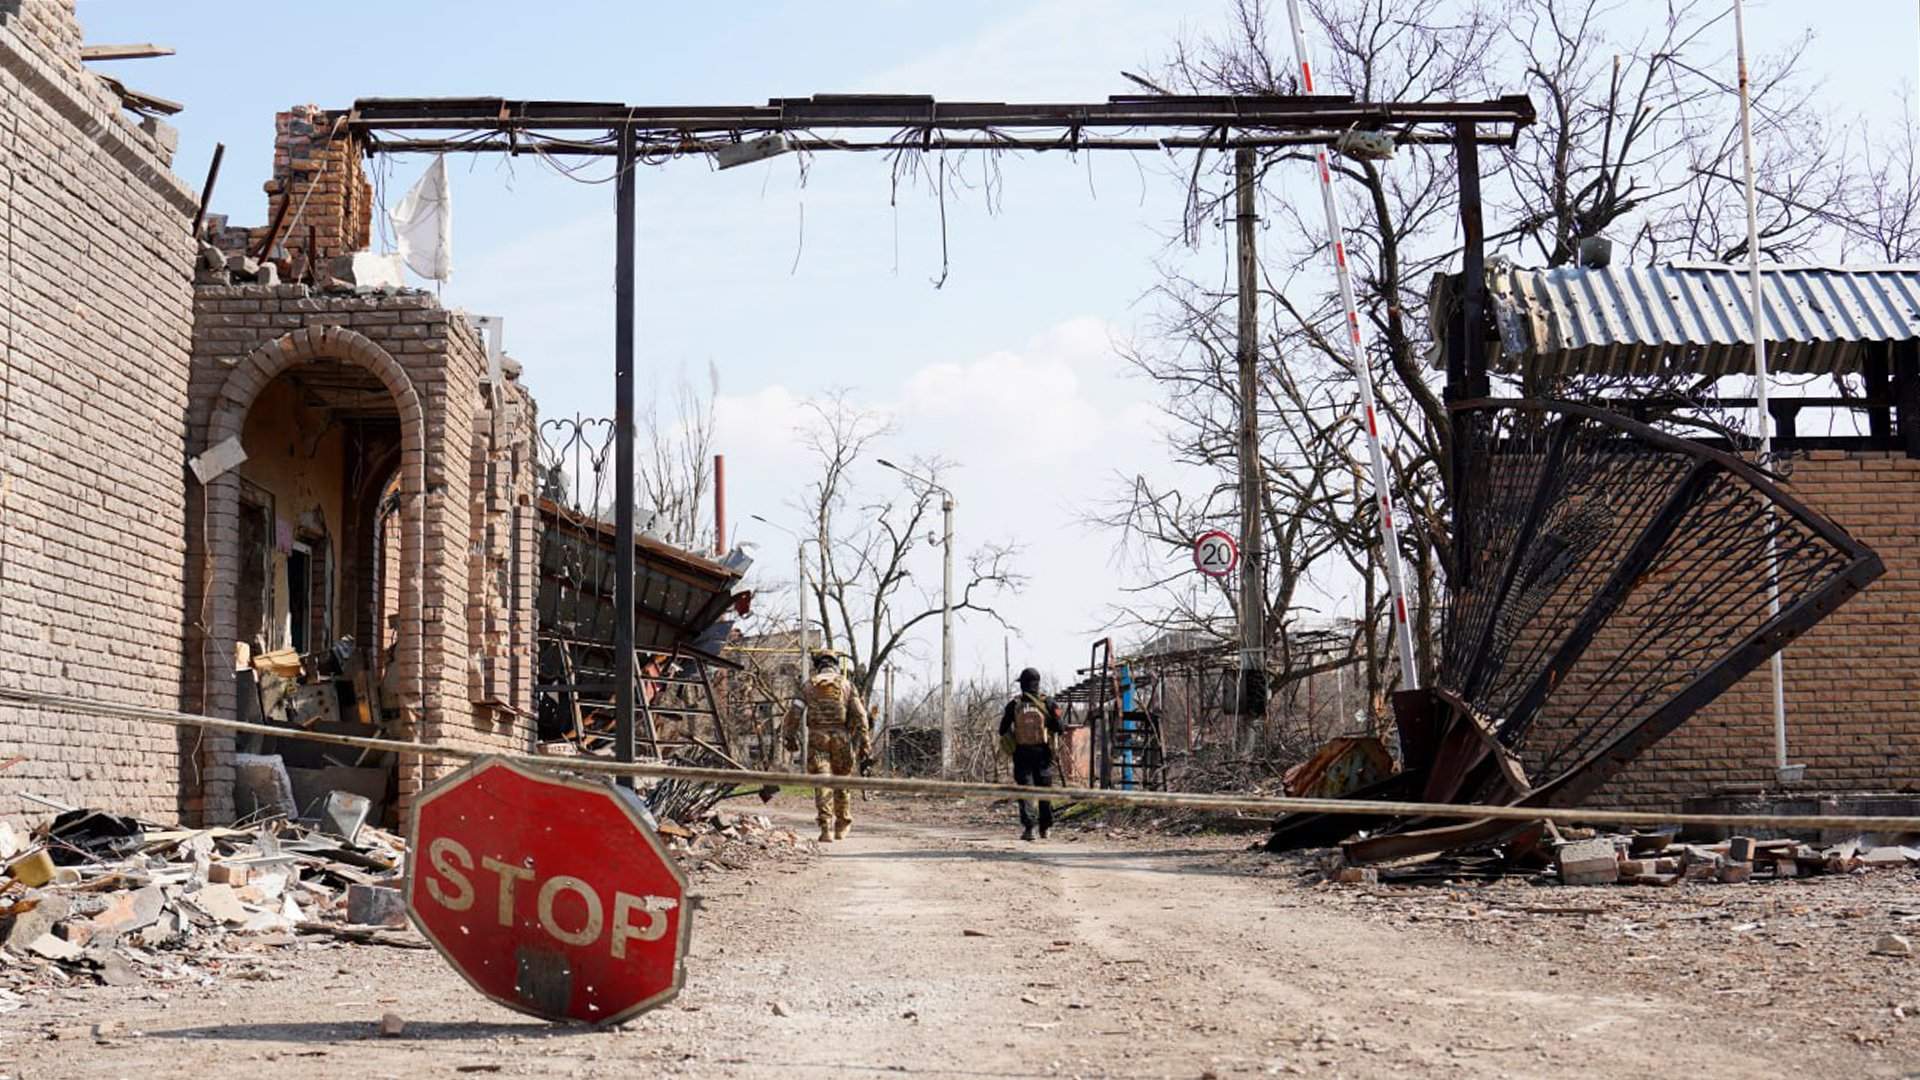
[[0, 788, 813, 1014], [1553, 832, 1920, 887], [0, 801, 417, 1006], [1320, 829, 1920, 888], [658, 812, 814, 878]]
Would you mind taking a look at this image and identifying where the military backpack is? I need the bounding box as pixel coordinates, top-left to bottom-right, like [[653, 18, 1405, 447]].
[[1011, 695, 1050, 747], [805, 673, 847, 727]]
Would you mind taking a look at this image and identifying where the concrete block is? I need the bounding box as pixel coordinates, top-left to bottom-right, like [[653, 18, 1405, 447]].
[[346, 884, 407, 928], [1556, 838, 1619, 886], [1, 894, 70, 951]]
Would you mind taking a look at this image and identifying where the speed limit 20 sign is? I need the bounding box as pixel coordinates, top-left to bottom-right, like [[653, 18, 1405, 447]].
[[1193, 530, 1238, 577]]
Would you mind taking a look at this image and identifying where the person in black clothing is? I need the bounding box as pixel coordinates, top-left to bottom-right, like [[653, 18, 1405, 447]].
[[999, 667, 1063, 841]]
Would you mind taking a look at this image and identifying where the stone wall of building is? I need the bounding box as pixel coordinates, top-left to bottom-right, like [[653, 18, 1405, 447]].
[[1585, 450, 1920, 810], [0, 1, 199, 821]]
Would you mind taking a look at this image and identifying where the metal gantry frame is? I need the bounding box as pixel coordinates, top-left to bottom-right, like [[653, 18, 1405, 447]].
[[332, 91, 1534, 775]]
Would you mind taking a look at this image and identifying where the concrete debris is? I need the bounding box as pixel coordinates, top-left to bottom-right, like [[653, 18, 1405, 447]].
[[1873, 933, 1913, 958], [0, 802, 802, 1017], [345, 884, 407, 929], [0, 806, 414, 1003], [24, 934, 82, 962], [378, 1011, 406, 1037], [1556, 838, 1622, 886]]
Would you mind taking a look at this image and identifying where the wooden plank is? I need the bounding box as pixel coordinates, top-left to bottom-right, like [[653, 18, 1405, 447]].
[[94, 75, 183, 115], [80, 43, 176, 61]]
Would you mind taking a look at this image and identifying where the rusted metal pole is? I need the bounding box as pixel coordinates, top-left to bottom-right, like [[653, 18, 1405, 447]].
[[1233, 149, 1264, 746], [613, 122, 638, 788], [190, 142, 224, 240]]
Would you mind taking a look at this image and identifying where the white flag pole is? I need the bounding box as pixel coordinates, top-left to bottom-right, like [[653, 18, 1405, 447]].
[[1733, 0, 1795, 783]]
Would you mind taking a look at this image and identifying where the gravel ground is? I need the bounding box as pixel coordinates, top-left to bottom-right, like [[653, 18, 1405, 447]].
[[4, 793, 1918, 1079]]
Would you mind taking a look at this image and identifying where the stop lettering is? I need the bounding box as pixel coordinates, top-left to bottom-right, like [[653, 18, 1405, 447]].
[[405, 756, 690, 1025]]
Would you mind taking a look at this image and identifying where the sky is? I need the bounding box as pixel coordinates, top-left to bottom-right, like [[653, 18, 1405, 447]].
[[73, 0, 1920, 697]]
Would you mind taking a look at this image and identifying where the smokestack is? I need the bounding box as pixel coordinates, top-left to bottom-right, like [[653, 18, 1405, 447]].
[[713, 454, 727, 557]]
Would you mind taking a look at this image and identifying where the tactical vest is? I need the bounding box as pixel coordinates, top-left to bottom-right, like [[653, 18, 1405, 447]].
[[806, 674, 848, 728], [1011, 696, 1049, 746]]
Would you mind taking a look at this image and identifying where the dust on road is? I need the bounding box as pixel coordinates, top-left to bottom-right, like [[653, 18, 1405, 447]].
[[10, 796, 1918, 1079]]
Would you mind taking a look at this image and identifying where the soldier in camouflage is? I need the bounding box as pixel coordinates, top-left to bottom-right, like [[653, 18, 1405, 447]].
[[783, 652, 871, 842]]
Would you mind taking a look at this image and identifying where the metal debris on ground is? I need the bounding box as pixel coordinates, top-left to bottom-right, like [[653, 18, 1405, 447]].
[[1269, 400, 1883, 864]]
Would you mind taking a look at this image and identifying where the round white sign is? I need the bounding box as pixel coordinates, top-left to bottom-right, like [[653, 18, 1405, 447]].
[[1193, 530, 1238, 578]]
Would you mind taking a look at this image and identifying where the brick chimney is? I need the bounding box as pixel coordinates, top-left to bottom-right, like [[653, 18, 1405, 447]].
[[207, 105, 372, 277]]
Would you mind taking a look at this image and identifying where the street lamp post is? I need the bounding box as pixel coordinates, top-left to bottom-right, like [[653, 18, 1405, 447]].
[[877, 459, 956, 777]]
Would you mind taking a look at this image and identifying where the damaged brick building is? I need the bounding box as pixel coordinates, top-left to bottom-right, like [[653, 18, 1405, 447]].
[[0, 1, 540, 826]]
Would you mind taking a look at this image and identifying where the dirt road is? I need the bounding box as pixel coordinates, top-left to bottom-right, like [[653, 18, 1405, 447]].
[[11, 797, 1920, 1079]]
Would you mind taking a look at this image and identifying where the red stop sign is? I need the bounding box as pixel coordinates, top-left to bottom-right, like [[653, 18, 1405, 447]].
[[405, 756, 690, 1025]]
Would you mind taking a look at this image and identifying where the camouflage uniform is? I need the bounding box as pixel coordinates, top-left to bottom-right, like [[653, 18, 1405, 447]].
[[784, 671, 871, 840]]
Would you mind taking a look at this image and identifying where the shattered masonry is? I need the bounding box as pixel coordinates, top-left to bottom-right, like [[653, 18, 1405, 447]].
[[0, 1, 541, 826]]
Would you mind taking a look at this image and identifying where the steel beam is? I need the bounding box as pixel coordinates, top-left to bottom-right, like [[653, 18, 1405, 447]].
[[613, 124, 637, 787]]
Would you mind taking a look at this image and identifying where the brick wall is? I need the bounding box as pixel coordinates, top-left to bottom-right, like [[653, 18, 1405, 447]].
[[1580, 450, 1920, 810], [468, 368, 539, 728], [0, 1, 200, 820], [184, 286, 540, 822]]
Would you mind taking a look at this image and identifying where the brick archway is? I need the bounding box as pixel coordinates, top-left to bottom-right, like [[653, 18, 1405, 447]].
[[196, 327, 427, 822]]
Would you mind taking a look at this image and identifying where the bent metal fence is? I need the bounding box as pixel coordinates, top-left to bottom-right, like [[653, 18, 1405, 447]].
[[1270, 399, 1885, 861], [534, 416, 748, 822]]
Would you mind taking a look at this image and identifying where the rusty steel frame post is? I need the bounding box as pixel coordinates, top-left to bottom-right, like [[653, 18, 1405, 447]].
[[613, 121, 638, 788], [1449, 125, 1489, 596]]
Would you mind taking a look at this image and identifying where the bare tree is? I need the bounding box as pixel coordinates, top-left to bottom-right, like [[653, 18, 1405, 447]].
[[637, 363, 719, 552], [1100, 0, 1864, 731], [795, 394, 1026, 699]]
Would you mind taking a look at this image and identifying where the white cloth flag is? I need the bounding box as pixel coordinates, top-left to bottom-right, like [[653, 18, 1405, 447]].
[[392, 156, 453, 282]]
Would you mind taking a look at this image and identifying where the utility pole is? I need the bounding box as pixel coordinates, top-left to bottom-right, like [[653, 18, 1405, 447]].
[[940, 490, 955, 776], [1234, 148, 1264, 750], [877, 458, 957, 776], [611, 123, 637, 788], [795, 540, 811, 763]]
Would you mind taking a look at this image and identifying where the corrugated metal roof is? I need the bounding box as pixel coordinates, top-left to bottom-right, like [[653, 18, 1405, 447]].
[[1462, 262, 1920, 377]]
